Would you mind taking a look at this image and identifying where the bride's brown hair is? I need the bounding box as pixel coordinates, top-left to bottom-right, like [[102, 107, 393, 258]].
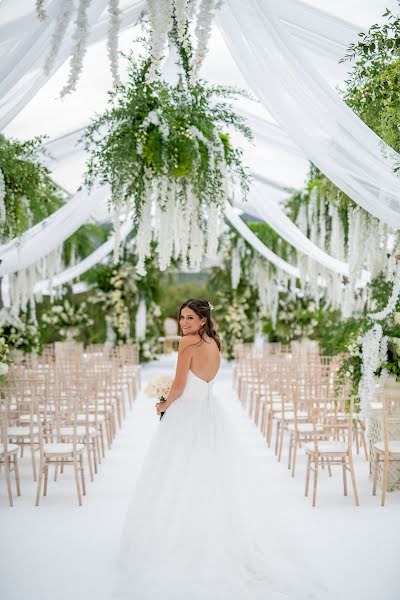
[[178, 298, 221, 351]]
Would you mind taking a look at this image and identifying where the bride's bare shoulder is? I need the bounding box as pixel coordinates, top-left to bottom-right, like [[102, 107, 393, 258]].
[[178, 334, 200, 351]]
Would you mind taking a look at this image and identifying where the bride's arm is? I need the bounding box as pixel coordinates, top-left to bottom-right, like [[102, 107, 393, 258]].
[[158, 337, 193, 411]]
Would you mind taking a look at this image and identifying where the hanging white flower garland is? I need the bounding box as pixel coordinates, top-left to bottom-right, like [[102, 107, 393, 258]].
[[369, 255, 400, 321], [358, 323, 388, 415], [60, 0, 92, 97], [35, 0, 47, 22], [107, 0, 121, 86], [44, 0, 74, 75]]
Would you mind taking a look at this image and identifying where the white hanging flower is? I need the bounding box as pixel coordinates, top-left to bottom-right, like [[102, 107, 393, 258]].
[[60, 0, 92, 97], [36, 0, 47, 22], [358, 324, 387, 415], [107, 0, 121, 86], [191, 0, 218, 82], [135, 179, 154, 276], [146, 0, 174, 83], [44, 0, 74, 75], [369, 255, 400, 321], [175, 0, 189, 47]]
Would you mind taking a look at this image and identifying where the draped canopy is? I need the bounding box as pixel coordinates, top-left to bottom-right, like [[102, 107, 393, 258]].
[[0, 0, 397, 288]]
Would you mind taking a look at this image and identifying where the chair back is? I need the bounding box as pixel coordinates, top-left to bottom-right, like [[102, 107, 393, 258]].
[[163, 318, 178, 336]]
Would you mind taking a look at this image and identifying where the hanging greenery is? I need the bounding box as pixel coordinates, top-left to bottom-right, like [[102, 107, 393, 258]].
[[0, 134, 64, 243], [83, 28, 252, 274], [341, 4, 400, 164]]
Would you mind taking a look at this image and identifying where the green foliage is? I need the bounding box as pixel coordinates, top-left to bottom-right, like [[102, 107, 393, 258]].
[[63, 223, 111, 264], [83, 43, 252, 218], [263, 294, 341, 348], [246, 221, 296, 263], [0, 134, 64, 242], [341, 4, 400, 167]]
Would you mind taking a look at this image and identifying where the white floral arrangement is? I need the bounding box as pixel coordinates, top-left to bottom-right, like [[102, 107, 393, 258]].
[[41, 299, 94, 340], [145, 374, 174, 420]]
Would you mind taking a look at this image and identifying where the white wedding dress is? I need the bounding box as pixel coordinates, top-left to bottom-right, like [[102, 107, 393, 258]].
[[114, 369, 328, 600]]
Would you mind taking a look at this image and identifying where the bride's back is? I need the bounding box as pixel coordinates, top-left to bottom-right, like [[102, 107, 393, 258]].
[[189, 335, 221, 383]]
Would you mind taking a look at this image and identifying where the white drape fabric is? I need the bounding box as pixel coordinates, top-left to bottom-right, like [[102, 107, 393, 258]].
[[218, 0, 400, 228], [0, 0, 358, 131], [0, 0, 146, 130], [0, 186, 108, 276], [245, 182, 349, 276], [224, 204, 299, 278], [33, 216, 133, 295]]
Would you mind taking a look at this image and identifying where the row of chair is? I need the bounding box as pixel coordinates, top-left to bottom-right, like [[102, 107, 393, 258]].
[[233, 341, 381, 507], [0, 342, 140, 507]]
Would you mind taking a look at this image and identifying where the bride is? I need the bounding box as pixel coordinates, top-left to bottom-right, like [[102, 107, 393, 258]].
[[114, 298, 327, 600]]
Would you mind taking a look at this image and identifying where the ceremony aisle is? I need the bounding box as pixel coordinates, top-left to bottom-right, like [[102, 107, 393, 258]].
[[0, 355, 398, 600]]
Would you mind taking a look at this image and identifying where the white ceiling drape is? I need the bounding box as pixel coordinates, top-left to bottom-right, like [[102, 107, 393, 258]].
[[0, 0, 396, 286], [33, 216, 133, 294], [219, 0, 400, 228]]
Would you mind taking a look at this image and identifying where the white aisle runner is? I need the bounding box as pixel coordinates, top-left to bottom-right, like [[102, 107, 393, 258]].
[[0, 356, 398, 600]]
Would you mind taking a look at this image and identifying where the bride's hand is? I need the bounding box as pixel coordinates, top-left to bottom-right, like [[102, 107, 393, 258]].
[[156, 401, 167, 415]]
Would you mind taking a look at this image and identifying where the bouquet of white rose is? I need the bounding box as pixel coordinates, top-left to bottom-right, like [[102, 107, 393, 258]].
[[145, 374, 174, 421]]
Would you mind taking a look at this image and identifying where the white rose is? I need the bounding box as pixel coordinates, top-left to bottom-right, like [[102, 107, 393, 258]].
[[0, 362, 9, 376], [393, 312, 400, 325]]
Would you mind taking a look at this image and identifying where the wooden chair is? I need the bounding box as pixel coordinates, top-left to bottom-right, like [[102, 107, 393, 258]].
[[158, 318, 180, 353], [304, 397, 359, 507], [0, 397, 21, 506], [36, 388, 86, 506], [372, 396, 400, 506]]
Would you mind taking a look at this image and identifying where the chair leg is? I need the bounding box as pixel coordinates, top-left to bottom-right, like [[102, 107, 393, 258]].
[[348, 455, 360, 506], [30, 442, 37, 482], [372, 452, 379, 496], [360, 425, 369, 461], [4, 457, 14, 507], [278, 424, 285, 462], [36, 459, 44, 506], [74, 459, 83, 506], [342, 457, 347, 496], [288, 433, 293, 470], [291, 436, 298, 478], [99, 425, 106, 459], [305, 453, 311, 496], [381, 458, 389, 507], [268, 414, 274, 448], [312, 456, 319, 507], [86, 443, 94, 482], [275, 421, 280, 455], [43, 463, 49, 496], [80, 455, 86, 496], [14, 455, 21, 496]]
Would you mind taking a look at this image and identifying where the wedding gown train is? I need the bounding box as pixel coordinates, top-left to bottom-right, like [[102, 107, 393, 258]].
[[114, 369, 328, 600]]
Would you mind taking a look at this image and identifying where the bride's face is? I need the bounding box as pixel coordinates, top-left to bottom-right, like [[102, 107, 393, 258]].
[[180, 307, 205, 335]]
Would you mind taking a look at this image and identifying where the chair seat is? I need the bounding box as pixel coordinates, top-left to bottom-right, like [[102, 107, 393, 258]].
[[19, 414, 42, 423], [374, 441, 400, 455], [288, 423, 323, 433], [77, 414, 106, 423], [0, 443, 19, 456], [275, 410, 308, 420], [43, 443, 85, 455], [59, 426, 97, 437], [8, 426, 39, 437], [305, 441, 347, 454]]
